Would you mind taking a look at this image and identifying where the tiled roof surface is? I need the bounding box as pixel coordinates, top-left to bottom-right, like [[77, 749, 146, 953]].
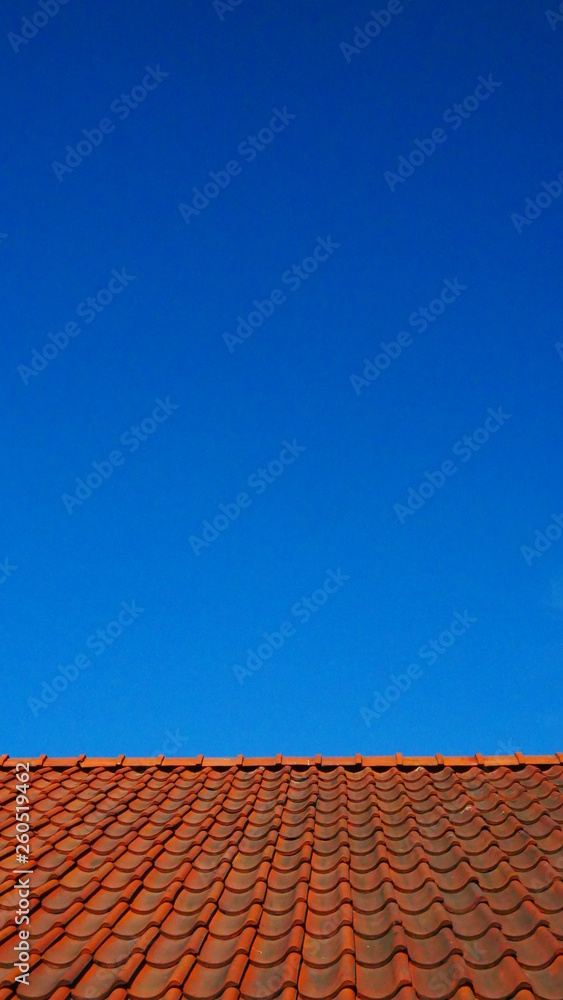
[[1, 755, 562, 1000]]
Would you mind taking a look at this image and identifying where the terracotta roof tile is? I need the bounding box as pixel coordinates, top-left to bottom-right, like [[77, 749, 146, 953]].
[[0, 756, 562, 998]]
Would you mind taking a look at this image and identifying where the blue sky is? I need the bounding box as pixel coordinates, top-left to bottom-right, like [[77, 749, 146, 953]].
[[2, 0, 562, 757]]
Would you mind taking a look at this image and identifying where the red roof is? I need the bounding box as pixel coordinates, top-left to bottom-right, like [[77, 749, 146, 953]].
[[1, 755, 562, 1000]]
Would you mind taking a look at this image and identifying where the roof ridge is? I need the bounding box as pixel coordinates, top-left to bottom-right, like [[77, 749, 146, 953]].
[[1, 753, 562, 769]]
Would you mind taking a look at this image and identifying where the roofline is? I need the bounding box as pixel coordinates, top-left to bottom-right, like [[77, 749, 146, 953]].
[[1, 753, 562, 770]]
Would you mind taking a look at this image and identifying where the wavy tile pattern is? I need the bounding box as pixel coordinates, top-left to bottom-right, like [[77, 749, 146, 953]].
[[0, 756, 562, 999]]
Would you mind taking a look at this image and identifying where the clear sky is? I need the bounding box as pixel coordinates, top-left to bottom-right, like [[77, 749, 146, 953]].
[[2, 0, 562, 758]]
